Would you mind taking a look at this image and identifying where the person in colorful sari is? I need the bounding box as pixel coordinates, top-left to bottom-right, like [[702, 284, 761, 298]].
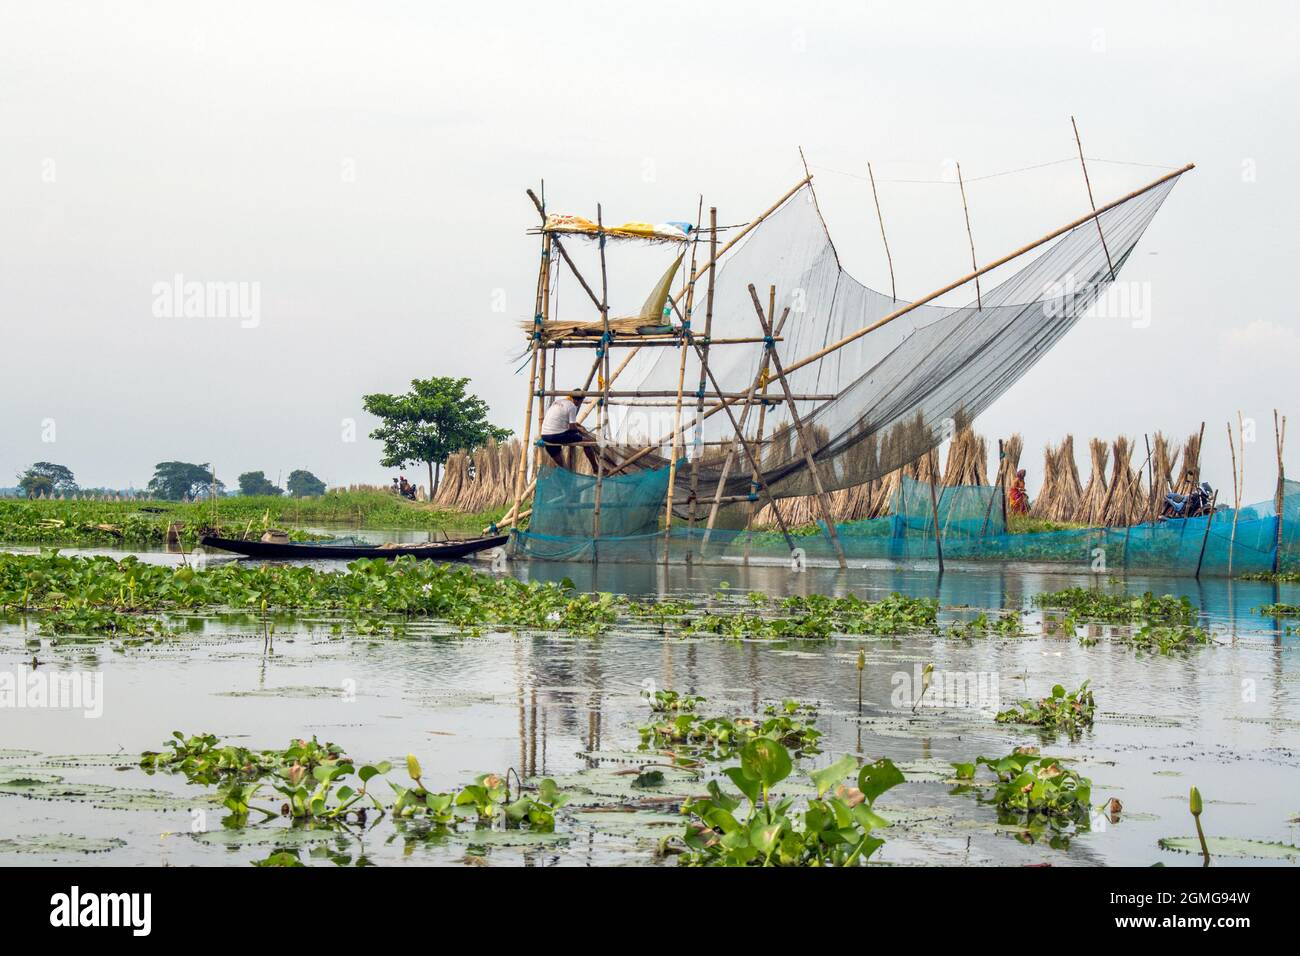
[[1008, 469, 1029, 515]]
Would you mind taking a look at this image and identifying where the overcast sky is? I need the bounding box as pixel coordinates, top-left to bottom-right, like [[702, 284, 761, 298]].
[[1, 1, 1295, 501]]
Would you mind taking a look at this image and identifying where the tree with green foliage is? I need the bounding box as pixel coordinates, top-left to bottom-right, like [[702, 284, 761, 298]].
[[237, 471, 284, 497], [286, 470, 327, 498], [18, 462, 78, 498], [362, 377, 510, 496], [147, 461, 222, 501]]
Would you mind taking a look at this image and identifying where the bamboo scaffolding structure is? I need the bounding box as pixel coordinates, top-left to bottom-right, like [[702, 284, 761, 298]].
[[749, 284, 848, 569], [498, 164, 1195, 545], [1071, 116, 1116, 280], [867, 162, 896, 302], [956, 162, 981, 310], [567, 175, 814, 429]]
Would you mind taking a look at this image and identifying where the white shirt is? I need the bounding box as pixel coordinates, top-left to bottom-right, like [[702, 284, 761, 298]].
[[541, 398, 580, 436]]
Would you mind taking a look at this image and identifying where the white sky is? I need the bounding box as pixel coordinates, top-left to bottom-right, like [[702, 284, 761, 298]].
[[1, 0, 1296, 501]]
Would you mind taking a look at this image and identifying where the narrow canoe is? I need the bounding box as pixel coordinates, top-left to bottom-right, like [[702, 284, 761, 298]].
[[199, 534, 508, 562]]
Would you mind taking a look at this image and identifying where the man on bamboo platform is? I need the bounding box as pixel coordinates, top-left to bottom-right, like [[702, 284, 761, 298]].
[[540, 393, 601, 471]]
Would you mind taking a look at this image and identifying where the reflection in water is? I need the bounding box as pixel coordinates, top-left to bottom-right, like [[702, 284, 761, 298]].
[[2, 545, 1297, 867]]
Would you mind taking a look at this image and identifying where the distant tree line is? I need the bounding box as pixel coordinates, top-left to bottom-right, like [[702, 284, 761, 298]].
[[13, 461, 330, 501]]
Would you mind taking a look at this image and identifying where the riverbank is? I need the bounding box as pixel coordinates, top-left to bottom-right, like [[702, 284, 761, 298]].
[[0, 491, 508, 548]]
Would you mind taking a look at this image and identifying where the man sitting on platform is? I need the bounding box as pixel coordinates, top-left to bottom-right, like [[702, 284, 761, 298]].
[[540, 393, 601, 471]]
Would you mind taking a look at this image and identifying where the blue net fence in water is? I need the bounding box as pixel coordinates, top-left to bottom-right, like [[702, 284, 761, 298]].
[[511, 466, 1299, 577], [512, 462, 674, 562]]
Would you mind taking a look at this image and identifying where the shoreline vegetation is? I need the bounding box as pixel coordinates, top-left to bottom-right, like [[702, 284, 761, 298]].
[[0, 491, 1107, 549], [0, 490, 510, 548]]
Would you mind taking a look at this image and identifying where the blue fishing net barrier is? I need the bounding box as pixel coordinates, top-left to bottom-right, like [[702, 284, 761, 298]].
[[511, 463, 672, 562], [515, 472, 1298, 577]]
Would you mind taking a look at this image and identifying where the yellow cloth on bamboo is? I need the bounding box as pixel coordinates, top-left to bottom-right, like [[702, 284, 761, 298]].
[[542, 214, 689, 242]]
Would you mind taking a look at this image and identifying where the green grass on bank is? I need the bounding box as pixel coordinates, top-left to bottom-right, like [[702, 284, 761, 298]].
[[0, 491, 508, 548]]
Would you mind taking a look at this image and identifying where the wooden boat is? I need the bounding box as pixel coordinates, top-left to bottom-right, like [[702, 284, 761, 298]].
[[199, 533, 508, 562]]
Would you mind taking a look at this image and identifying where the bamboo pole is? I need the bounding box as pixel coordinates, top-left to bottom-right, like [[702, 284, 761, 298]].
[[1275, 410, 1287, 574], [686, 206, 719, 557], [956, 162, 981, 311], [927, 448, 945, 572], [1071, 116, 1116, 280], [748, 284, 848, 569], [541, 389, 831, 401], [591, 205, 611, 558], [1227, 418, 1241, 577], [511, 231, 551, 524], [662, 199, 704, 563], [981, 439, 1006, 535], [780, 164, 1195, 378], [867, 162, 896, 302], [1195, 490, 1219, 579], [742, 286, 779, 564]]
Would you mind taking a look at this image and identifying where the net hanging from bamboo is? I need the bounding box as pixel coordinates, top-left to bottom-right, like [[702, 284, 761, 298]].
[[612, 177, 1180, 521], [519, 171, 1186, 553]]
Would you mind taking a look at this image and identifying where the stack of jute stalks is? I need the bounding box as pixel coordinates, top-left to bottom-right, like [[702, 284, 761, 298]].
[[433, 438, 522, 512], [1098, 436, 1148, 526], [942, 426, 989, 487], [1031, 435, 1084, 523], [1077, 439, 1110, 525]]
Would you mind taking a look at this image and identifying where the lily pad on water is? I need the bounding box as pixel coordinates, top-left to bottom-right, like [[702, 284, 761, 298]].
[[0, 771, 66, 790], [40, 753, 136, 769], [546, 766, 700, 808], [89, 787, 219, 812], [0, 833, 126, 855], [0, 749, 41, 761], [217, 685, 344, 699], [194, 827, 343, 848], [452, 828, 569, 848], [0, 774, 212, 812], [1158, 836, 1300, 860]]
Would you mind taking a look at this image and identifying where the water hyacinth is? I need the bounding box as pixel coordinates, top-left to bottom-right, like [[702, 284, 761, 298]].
[[0, 552, 619, 636]]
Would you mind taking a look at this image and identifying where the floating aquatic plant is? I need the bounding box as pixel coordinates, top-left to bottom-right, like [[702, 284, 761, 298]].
[[995, 681, 1096, 738], [667, 741, 905, 867]]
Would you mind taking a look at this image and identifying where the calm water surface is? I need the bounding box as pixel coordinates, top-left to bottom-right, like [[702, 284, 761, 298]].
[[2, 546, 1298, 867]]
